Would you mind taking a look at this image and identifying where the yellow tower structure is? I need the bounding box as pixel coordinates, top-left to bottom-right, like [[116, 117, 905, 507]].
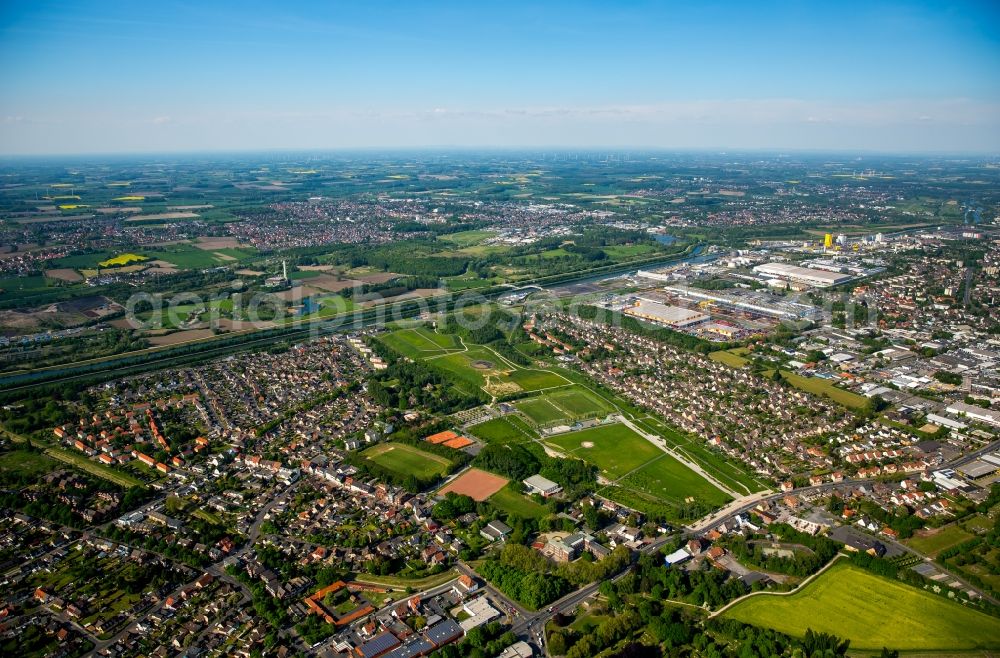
[[823, 233, 834, 249]]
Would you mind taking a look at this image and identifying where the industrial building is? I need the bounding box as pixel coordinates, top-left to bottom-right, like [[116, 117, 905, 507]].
[[665, 285, 819, 321], [946, 402, 1000, 427], [623, 298, 709, 328], [752, 262, 853, 287], [701, 322, 740, 338]]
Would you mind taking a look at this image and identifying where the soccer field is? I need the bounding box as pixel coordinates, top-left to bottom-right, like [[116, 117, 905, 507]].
[[517, 397, 568, 425], [516, 386, 615, 426], [723, 560, 1000, 651], [466, 417, 536, 444], [363, 443, 452, 479], [546, 423, 664, 479]]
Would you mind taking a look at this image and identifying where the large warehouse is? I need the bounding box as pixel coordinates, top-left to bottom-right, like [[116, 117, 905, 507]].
[[623, 299, 710, 328], [752, 262, 853, 287]]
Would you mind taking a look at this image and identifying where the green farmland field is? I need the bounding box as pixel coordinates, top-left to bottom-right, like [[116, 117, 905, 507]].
[[723, 560, 1000, 651]]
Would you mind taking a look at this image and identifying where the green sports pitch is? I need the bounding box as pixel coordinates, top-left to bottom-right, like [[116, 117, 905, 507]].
[[361, 442, 453, 480], [546, 423, 662, 478], [515, 386, 615, 426], [546, 422, 731, 511]]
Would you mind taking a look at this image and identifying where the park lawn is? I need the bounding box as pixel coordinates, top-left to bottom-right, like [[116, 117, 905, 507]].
[[427, 348, 494, 388], [45, 447, 146, 488], [505, 368, 569, 392], [396, 334, 568, 396], [362, 442, 452, 480], [546, 423, 662, 479], [569, 612, 612, 634], [410, 327, 460, 349], [906, 524, 975, 557], [673, 440, 768, 496], [467, 417, 536, 444], [428, 344, 569, 394], [0, 450, 59, 480], [489, 487, 549, 519], [622, 454, 731, 507], [380, 327, 459, 359], [723, 560, 1000, 651], [540, 248, 571, 259]]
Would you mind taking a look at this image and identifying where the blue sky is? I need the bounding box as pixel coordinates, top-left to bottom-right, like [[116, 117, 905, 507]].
[[1, 0, 998, 154]]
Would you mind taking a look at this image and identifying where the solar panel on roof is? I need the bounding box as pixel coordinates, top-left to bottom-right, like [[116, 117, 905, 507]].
[[359, 632, 401, 658]]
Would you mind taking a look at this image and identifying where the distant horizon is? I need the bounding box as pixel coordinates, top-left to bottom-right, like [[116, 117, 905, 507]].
[[1, 145, 999, 160]]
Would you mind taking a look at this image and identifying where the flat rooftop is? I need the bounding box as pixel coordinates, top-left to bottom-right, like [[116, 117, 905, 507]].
[[624, 299, 709, 326], [753, 262, 852, 285]]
